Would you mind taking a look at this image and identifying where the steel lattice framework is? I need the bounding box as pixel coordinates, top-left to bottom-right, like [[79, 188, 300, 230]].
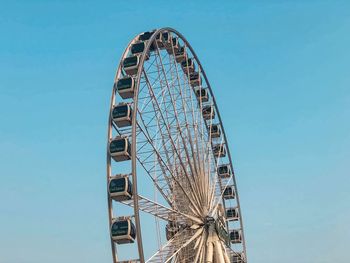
[[107, 28, 247, 263]]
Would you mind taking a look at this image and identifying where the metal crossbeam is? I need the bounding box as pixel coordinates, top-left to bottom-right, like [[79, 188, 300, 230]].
[[121, 195, 196, 224]]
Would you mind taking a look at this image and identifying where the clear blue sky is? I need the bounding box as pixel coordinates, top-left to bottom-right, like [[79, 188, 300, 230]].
[[0, 1, 349, 262]]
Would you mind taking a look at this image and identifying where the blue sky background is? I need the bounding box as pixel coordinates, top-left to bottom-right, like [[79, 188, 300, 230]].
[[1, 1, 349, 262]]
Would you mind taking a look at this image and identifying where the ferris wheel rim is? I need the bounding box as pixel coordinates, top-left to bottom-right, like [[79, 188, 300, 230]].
[[107, 27, 247, 263]]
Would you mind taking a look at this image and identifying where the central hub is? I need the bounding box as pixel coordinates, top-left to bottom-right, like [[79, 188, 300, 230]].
[[204, 216, 216, 228]]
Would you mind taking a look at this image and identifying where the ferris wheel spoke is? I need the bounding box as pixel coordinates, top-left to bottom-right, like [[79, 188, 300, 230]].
[[153, 46, 205, 209], [170, 50, 205, 178], [157, 39, 221, 219], [136, 115, 174, 175], [141, 67, 205, 217], [166, 47, 204, 189], [146, 227, 203, 263], [139, 64, 176, 114], [137, 98, 182, 206], [170, 51, 214, 211], [133, 126, 173, 205], [137, 75, 186, 205]]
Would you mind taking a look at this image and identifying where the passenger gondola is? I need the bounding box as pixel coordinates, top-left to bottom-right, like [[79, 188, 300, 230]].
[[138, 30, 155, 41], [229, 229, 242, 244], [209, 124, 221, 138], [111, 218, 136, 244], [226, 207, 239, 221], [155, 32, 165, 49], [115, 76, 135, 99], [130, 42, 150, 60], [109, 176, 133, 201], [202, 105, 215, 120], [181, 58, 195, 74], [195, 88, 209, 102], [213, 144, 226, 157], [123, 55, 140, 75], [166, 37, 179, 54], [217, 164, 232, 178], [109, 137, 131, 162], [232, 253, 245, 263], [112, 103, 132, 127], [223, 186, 235, 199], [156, 31, 171, 49], [174, 46, 187, 63], [189, 71, 201, 87]]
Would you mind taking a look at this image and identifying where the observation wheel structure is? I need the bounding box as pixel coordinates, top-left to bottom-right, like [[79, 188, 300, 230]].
[[107, 28, 247, 263]]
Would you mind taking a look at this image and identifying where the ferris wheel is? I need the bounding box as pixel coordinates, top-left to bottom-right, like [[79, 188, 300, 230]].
[[106, 27, 247, 263]]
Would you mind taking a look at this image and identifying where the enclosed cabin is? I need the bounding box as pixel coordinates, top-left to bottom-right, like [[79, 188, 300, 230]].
[[226, 207, 239, 221], [109, 176, 133, 201], [130, 41, 150, 60], [112, 103, 132, 127], [213, 144, 226, 158], [111, 218, 136, 244], [174, 46, 187, 63], [189, 71, 202, 87], [155, 32, 165, 49], [223, 186, 235, 199], [156, 31, 171, 49], [109, 136, 131, 162], [231, 253, 245, 263], [181, 58, 195, 74], [166, 37, 180, 54], [230, 229, 242, 244], [115, 76, 135, 99], [195, 88, 209, 103], [138, 30, 155, 42], [138, 30, 156, 51], [202, 105, 215, 120], [123, 56, 140, 76], [217, 164, 232, 178], [209, 124, 221, 138]]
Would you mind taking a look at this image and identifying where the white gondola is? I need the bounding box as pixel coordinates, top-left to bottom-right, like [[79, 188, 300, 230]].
[[123, 55, 140, 75], [223, 186, 235, 199], [166, 37, 179, 54], [209, 124, 221, 138], [229, 229, 242, 244], [226, 207, 239, 221], [138, 30, 155, 41], [181, 58, 195, 74], [130, 42, 150, 60], [231, 253, 245, 263], [202, 105, 215, 120], [115, 76, 135, 99], [109, 175, 133, 201], [112, 103, 132, 127], [195, 88, 209, 102], [174, 46, 187, 63], [213, 144, 226, 157], [155, 31, 171, 49], [189, 71, 201, 87], [217, 164, 232, 178], [111, 218, 136, 244], [109, 136, 131, 162]]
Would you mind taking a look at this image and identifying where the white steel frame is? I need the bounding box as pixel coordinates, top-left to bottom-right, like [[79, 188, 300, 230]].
[[107, 28, 247, 263]]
